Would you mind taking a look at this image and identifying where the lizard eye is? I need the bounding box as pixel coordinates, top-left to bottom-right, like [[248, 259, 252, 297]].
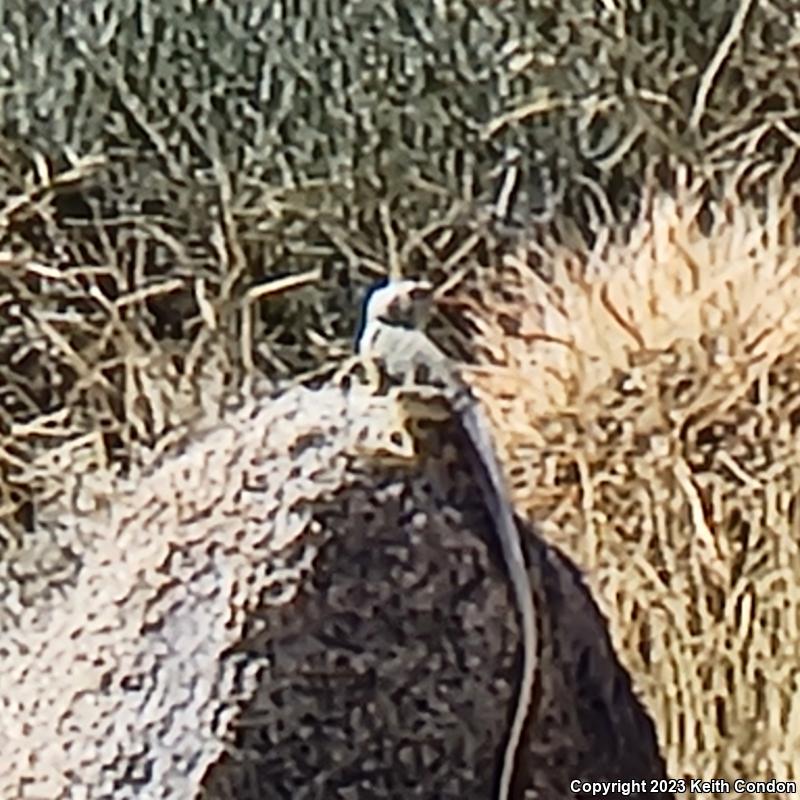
[[408, 283, 433, 301], [413, 362, 433, 384]]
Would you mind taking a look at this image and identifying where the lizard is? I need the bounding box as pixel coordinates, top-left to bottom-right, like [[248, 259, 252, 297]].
[[355, 276, 538, 800]]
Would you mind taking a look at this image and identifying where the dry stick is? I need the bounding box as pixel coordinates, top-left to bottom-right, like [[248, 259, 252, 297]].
[[245, 268, 321, 301], [379, 201, 402, 282], [689, 0, 755, 130]]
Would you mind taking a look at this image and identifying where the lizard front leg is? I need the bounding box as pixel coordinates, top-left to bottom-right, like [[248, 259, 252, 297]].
[[348, 383, 454, 466], [346, 375, 420, 464], [333, 352, 383, 393], [351, 412, 418, 464]]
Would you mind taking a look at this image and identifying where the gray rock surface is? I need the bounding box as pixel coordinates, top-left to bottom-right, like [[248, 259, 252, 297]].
[[1, 385, 668, 798]]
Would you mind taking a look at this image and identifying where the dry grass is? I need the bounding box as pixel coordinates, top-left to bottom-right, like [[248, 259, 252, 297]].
[[3, 2, 800, 792], [462, 167, 800, 795], [3, 0, 798, 555]]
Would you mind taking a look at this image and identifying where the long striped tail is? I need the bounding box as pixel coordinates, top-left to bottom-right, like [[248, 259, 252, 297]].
[[459, 400, 538, 800]]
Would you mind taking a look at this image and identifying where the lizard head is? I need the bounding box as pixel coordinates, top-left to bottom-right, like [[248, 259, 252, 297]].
[[365, 279, 435, 325], [355, 277, 435, 350]]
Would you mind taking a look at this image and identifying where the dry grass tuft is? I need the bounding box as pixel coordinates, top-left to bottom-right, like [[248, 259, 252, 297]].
[[462, 169, 800, 793]]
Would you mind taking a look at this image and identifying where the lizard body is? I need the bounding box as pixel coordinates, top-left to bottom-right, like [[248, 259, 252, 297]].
[[356, 279, 538, 800]]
